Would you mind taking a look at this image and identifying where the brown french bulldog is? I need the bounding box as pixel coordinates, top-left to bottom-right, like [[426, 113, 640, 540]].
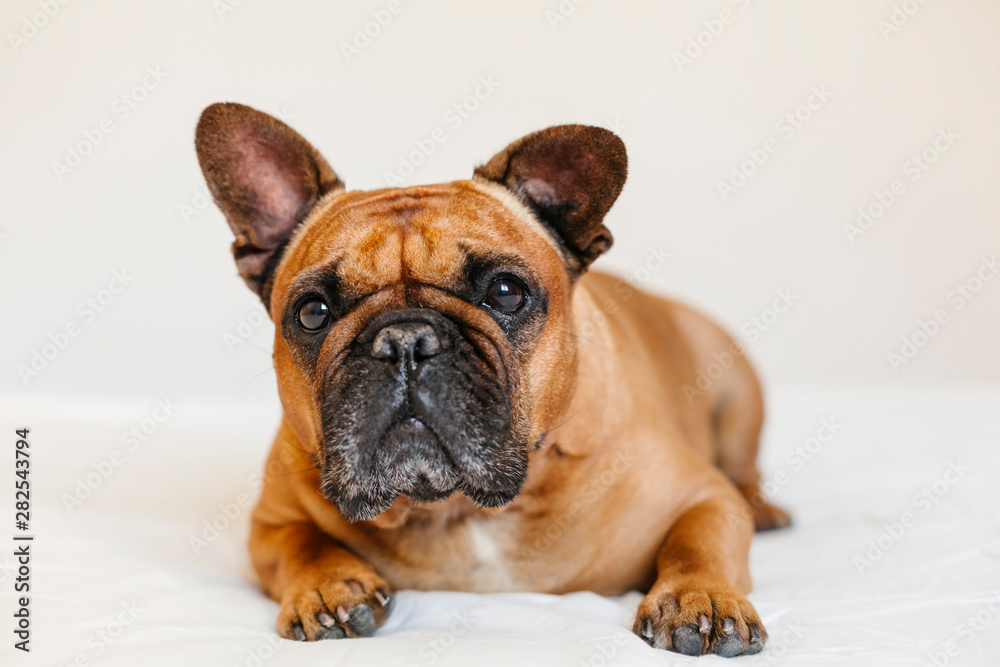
[[195, 103, 790, 657]]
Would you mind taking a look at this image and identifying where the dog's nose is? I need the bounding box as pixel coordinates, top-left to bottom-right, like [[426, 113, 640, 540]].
[[371, 322, 442, 366]]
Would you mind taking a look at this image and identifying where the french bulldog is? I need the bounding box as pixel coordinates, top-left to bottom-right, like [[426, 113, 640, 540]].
[[195, 103, 790, 657]]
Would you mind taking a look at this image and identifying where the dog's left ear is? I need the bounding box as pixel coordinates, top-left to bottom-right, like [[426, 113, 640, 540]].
[[195, 103, 343, 305], [474, 125, 627, 271]]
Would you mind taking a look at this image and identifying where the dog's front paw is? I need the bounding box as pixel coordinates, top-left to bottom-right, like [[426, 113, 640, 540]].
[[276, 568, 395, 641], [633, 581, 766, 657]]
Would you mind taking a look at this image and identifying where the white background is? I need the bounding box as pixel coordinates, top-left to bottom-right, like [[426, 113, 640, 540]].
[[2, 0, 999, 408], [3, 3, 1000, 666]]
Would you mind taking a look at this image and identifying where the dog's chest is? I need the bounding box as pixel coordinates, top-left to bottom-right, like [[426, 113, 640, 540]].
[[368, 512, 569, 593], [363, 447, 677, 594], [378, 508, 625, 595], [464, 520, 516, 589]]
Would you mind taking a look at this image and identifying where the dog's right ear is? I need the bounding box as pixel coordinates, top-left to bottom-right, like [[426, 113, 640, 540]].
[[195, 103, 343, 305], [474, 125, 627, 273]]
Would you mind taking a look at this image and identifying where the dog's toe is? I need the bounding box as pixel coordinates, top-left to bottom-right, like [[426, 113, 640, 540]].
[[347, 604, 377, 637], [315, 625, 347, 641], [713, 633, 744, 657], [672, 625, 705, 655], [744, 624, 765, 654], [375, 589, 395, 616]]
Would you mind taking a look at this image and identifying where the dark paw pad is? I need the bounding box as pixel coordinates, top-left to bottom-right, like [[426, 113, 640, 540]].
[[315, 625, 347, 641], [745, 625, 764, 655], [347, 604, 377, 637], [713, 634, 744, 657], [672, 625, 704, 656]]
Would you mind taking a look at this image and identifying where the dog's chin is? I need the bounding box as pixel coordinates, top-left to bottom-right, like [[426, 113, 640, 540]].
[[323, 416, 527, 522]]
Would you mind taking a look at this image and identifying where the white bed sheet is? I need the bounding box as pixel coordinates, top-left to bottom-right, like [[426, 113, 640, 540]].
[[2, 388, 999, 666]]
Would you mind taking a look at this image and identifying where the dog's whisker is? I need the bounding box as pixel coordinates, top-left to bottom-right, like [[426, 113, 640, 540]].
[[241, 365, 275, 387], [244, 339, 274, 356]]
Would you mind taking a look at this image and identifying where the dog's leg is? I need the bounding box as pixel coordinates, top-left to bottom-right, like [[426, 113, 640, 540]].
[[711, 356, 791, 532], [669, 302, 790, 531], [250, 520, 395, 641], [633, 495, 767, 657]]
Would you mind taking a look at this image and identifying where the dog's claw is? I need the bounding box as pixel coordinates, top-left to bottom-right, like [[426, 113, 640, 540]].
[[335, 605, 350, 623], [374, 589, 396, 618], [316, 611, 335, 628], [292, 623, 306, 641], [698, 613, 711, 634], [348, 604, 377, 637], [672, 625, 704, 656], [641, 618, 654, 639], [722, 617, 735, 635]]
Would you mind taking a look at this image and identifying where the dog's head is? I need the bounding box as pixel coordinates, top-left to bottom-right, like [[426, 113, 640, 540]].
[[195, 103, 626, 521]]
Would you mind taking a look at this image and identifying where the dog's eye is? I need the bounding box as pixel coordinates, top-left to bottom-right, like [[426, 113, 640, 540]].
[[297, 299, 330, 332], [483, 276, 526, 313]]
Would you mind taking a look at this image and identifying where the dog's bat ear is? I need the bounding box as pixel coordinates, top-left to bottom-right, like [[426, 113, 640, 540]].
[[474, 125, 627, 271], [195, 103, 343, 304]]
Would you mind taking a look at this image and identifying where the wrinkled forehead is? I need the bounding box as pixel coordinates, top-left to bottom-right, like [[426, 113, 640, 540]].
[[278, 180, 564, 292]]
